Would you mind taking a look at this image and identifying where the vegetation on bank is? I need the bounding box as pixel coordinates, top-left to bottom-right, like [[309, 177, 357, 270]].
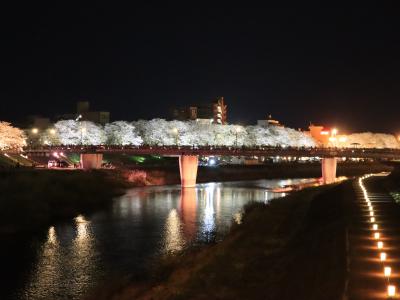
[[87, 181, 353, 300], [0, 169, 128, 234]]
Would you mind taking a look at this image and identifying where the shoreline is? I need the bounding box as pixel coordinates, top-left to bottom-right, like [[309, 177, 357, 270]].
[[85, 180, 353, 300]]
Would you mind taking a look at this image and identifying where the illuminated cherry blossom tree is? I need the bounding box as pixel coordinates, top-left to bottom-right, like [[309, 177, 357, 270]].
[[0, 121, 26, 150], [105, 121, 143, 145], [342, 133, 400, 149], [55, 120, 106, 145]]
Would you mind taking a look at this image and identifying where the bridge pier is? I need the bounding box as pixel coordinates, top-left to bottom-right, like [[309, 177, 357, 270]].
[[80, 153, 103, 170], [179, 155, 198, 188], [321, 157, 337, 184]]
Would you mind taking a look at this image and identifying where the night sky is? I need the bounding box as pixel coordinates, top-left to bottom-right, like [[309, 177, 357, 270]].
[[1, 3, 400, 133]]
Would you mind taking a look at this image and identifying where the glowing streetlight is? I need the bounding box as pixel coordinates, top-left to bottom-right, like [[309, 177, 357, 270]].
[[370, 217, 375, 222], [373, 224, 378, 230], [374, 232, 380, 239], [49, 128, 56, 135], [171, 127, 179, 145], [31, 128, 39, 134], [332, 128, 338, 136]]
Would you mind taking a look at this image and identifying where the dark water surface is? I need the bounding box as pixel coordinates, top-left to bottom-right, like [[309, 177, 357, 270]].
[[1, 178, 315, 300]]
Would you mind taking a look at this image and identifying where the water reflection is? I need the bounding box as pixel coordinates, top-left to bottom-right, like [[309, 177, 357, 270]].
[[21, 215, 97, 300], [68, 215, 96, 297], [10, 178, 316, 300], [164, 209, 185, 253], [22, 226, 62, 299], [180, 188, 198, 241]]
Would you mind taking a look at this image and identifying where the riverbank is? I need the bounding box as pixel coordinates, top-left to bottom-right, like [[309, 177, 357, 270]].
[[86, 180, 354, 300], [0, 169, 128, 234], [126, 161, 392, 186]]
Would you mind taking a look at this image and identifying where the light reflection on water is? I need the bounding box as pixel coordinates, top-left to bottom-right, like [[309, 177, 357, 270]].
[[7, 178, 315, 300]]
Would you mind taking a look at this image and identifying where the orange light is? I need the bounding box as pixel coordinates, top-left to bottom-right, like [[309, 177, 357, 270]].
[[373, 224, 378, 230], [384, 267, 392, 277], [374, 232, 380, 239]]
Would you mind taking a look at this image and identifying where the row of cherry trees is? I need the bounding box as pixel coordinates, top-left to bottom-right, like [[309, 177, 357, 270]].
[[2, 119, 400, 150], [50, 119, 317, 147]]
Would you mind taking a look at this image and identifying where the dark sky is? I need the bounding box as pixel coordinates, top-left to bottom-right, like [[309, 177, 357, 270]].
[[1, 3, 400, 133]]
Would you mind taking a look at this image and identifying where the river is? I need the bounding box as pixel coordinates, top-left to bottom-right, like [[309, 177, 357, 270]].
[[1, 178, 316, 300]]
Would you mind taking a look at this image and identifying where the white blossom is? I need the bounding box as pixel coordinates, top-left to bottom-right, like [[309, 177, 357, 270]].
[[105, 121, 142, 145], [54, 120, 106, 145], [342, 132, 400, 149]]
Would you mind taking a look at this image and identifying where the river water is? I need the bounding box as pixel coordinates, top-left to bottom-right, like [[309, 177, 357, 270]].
[[1, 178, 316, 300]]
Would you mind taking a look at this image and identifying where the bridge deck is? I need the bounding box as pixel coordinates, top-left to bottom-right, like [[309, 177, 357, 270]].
[[12, 145, 400, 159]]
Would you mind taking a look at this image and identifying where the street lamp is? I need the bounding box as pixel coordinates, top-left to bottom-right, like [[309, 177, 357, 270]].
[[172, 127, 179, 145], [81, 126, 86, 145], [49, 128, 56, 135], [235, 126, 241, 147], [31, 128, 39, 134]]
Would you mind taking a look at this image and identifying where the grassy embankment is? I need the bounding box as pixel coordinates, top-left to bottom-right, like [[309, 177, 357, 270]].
[[0, 169, 128, 234], [87, 180, 355, 300]]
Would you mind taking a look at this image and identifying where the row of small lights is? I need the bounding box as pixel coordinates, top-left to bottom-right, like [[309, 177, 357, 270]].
[[359, 175, 396, 298]]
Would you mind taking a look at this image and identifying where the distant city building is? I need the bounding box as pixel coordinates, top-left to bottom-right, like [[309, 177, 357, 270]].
[[58, 101, 110, 125], [257, 115, 283, 127], [172, 97, 227, 124]]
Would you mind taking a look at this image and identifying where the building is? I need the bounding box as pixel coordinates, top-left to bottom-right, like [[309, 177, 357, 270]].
[[58, 101, 110, 125], [172, 97, 227, 124], [257, 115, 283, 127], [308, 124, 347, 147]]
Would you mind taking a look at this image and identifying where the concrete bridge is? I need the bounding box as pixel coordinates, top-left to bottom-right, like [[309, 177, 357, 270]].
[[20, 145, 400, 187]]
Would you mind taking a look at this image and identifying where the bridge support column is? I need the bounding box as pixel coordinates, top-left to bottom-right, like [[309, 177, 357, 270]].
[[321, 157, 337, 184], [179, 155, 198, 188], [80, 153, 103, 170]]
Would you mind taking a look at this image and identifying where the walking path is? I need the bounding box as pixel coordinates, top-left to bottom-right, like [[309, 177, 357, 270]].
[[348, 174, 400, 299]]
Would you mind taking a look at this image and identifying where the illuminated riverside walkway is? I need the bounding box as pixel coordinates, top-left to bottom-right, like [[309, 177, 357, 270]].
[[16, 145, 400, 187], [348, 174, 400, 299]]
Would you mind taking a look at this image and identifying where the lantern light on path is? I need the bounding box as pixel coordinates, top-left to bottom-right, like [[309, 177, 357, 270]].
[[373, 224, 378, 230], [384, 267, 392, 277], [388, 285, 396, 297], [381, 253, 387, 262], [374, 232, 380, 239], [378, 241, 383, 249]]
